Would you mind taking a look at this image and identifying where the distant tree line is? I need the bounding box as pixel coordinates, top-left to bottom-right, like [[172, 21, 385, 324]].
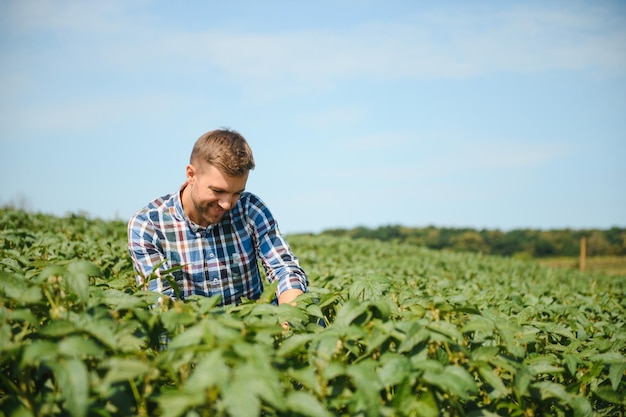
[[319, 225, 626, 258]]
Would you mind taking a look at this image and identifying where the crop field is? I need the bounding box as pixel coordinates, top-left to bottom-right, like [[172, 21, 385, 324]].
[[1, 208, 625, 417], [537, 256, 626, 278]]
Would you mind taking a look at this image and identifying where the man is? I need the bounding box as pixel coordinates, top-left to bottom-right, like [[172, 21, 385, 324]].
[[128, 128, 308, 306]]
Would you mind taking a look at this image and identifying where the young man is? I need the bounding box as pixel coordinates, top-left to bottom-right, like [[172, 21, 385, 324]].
[[128, 128, 308, 306]]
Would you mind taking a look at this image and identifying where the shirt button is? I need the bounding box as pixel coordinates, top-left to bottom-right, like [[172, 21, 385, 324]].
[[213, 278, 219, 284], [209, 253, 214, 258]]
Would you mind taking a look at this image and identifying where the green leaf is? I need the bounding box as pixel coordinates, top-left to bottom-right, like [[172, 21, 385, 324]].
[[183, 349, 229, 392], [397, 323, 430, 354], [413, 389, 439, 417], [83, 318, 118, 349], [58, 335, 104, 359], [312, 332, 342, 362], [348, 275, 390, 301], [160, 309, 199, 331], [562, 353, 578, 376], [285, 391, 334, 417], [422, 365, 477, 400], [66, 260, 101, 303], [48, 358, 89, 417], [533, 381, 570, 403], [38, 265, 66, 280], [306, 302, 325, 319], [333, 299, 368, 327], [427, 319, 464, 342], [21, 340, 58, 366], [0, 257, 23, 273], [156, 390, 205, 417], [588, 352, 625, 364], [277, 302, 309, 325], [322, 360, 346, 381], [347, 357, 382, 391], [461, 315, 495, 333], [530, 321, 576, 340], [39, 319, 78, 337], [277, 333, 315, 356], [470, 346, 500, 363], [288, 366, 321, 395], [570, 396, 593, 417], [168, 322, 209, 349], [237, 361, 285, 411], [594, 386, 626, 405], [514, 365, 533, 398], [526, 356, 564, 375], [187, 293, 222, 313], [221, 374, 261, 417], [100, 289, 146, 310], [608, 362, 626, 391], [494, 319, 525, 358], [257, 279, 279, 304], [8, 309, 40, 328], [0, 272, 42, 304], [377, 353, 412, 388], [100, 357, 152, 387], [478, 365, 509, 397]]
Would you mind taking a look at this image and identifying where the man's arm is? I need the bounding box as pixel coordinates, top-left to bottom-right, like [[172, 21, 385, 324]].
[[127, 213, 170, 294], [246, 194, 309, 301], [277, 288, 303, 305]]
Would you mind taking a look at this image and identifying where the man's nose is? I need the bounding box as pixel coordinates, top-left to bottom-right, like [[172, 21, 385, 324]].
[[218, 196, 234, 210]]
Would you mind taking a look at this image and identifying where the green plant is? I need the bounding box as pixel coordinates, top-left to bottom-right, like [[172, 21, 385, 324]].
[[1, 209, 624, 416]]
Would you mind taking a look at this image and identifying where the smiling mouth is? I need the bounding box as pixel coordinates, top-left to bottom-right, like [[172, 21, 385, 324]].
[[210, 204, 225, 216]]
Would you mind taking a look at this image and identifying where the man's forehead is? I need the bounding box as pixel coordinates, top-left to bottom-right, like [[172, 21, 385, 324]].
[[199, 164, 248, 190]]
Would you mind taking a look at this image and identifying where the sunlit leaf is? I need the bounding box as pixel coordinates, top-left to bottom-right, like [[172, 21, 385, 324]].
[[608, 362, 626, 391], [221, 373, 261, 417], [58, 335, 104, 358], [48, 358, 89, 417], [285, 391, 334, 417], [21, 340, 58, 366], [100, 357, 152, 386], [422, 365, 478, 400], [66, 260, 101, 303], [377, 352, 411, 387], [478, 365, 509, 397], [0, 272, 42, 303]]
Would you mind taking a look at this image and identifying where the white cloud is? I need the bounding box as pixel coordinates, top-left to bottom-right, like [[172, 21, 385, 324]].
[[179, 6, 626, 84], [426, 139, 568, 178], [6, 2, 624, 82], [328, 135, 570, 183], [2, 1, 625, 138], [0, 93, 183, 138], [2, 0, 135, 33]]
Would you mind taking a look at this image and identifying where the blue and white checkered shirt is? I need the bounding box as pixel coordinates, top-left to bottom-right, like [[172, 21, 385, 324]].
[[128, 186, 308, 305]]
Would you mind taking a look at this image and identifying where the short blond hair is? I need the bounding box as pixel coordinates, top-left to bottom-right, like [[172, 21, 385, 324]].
[[190, 128, 255, 177]]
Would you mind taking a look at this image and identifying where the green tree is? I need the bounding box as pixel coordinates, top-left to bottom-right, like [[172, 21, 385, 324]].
[[450, 231, 489, 254]]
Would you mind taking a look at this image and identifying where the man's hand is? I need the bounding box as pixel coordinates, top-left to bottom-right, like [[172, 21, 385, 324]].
[[277, 288, 303, 305]]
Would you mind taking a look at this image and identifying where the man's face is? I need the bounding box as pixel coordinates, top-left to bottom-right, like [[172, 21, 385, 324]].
[[183, 162, 248, 227]]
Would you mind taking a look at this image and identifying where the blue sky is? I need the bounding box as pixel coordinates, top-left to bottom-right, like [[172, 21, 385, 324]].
[[1, 0, 625, 234]]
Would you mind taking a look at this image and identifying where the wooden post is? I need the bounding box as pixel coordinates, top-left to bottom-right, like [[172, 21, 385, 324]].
[[580, 236, 586, 272]]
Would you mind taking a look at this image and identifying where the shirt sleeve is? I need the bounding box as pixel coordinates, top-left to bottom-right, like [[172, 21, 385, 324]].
[[127, 211, 173, 296], [247, 195, 309, 296]]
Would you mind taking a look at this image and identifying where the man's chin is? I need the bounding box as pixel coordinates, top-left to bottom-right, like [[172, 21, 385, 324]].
[[205, 212, 225, 225]]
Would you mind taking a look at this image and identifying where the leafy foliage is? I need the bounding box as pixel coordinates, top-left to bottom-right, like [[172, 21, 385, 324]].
[[1, 208, 624, 416], [321, 224, 626, 258]]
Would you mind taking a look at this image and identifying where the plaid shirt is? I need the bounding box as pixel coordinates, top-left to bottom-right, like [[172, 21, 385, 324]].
[[127, 186, 308, 305]]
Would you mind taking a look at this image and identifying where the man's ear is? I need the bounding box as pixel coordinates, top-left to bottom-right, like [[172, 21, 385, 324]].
[[186, 164, 195, 183]]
